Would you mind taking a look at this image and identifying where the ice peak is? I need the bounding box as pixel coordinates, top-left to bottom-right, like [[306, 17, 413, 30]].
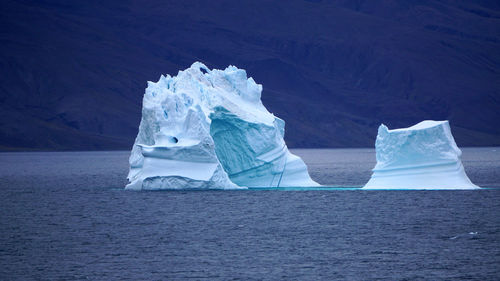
[[387, 120, 448, 132], [189, 61, 210, 74]]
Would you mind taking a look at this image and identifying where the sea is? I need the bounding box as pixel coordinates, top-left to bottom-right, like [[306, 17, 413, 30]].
[[0, 148, 499, 280]]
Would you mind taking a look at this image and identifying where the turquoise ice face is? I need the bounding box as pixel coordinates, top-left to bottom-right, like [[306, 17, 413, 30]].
[[210, 106, 317, 188]]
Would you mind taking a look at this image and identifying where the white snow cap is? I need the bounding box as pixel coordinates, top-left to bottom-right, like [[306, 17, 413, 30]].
[[363, 120, 479, 189], [126, 62, 318, 190]]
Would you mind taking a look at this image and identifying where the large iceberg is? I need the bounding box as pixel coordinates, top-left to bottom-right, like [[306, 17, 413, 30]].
[[126, 62, 318, 190], [363, 120, 479, 189]]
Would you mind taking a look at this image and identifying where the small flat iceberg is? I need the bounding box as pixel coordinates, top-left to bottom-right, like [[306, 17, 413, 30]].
[[363, 120, 479, 190], [126, 62, 318, 190]]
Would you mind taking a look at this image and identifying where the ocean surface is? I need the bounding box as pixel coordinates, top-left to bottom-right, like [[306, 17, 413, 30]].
[[0, 148, 499, 280]]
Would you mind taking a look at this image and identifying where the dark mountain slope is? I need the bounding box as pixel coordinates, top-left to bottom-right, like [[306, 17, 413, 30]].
[[1, 0, 499, 150]]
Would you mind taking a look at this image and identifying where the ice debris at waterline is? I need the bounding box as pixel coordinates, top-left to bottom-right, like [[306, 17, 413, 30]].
[[363, 120, 479, 189], [126, 62, 319, 190]]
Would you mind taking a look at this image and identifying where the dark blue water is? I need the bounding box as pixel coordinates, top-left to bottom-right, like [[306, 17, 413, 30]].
[[0, 148, 499, 280]]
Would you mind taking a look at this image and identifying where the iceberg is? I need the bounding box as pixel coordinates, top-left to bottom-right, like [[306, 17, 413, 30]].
[[363, 120, 479, 189], [126, 62, 318, 190]]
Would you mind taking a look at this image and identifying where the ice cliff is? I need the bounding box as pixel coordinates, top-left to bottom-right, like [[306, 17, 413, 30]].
[[126, 62, 318, 190], [363, 120, 479, 189]]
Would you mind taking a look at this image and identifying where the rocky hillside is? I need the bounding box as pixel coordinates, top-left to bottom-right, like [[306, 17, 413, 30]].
[[1, 0, 499, 150]]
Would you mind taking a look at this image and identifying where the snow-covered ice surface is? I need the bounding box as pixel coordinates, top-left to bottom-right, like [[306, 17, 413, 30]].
[[126, 62, 318, 190], [363, 120, 479, 189]]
